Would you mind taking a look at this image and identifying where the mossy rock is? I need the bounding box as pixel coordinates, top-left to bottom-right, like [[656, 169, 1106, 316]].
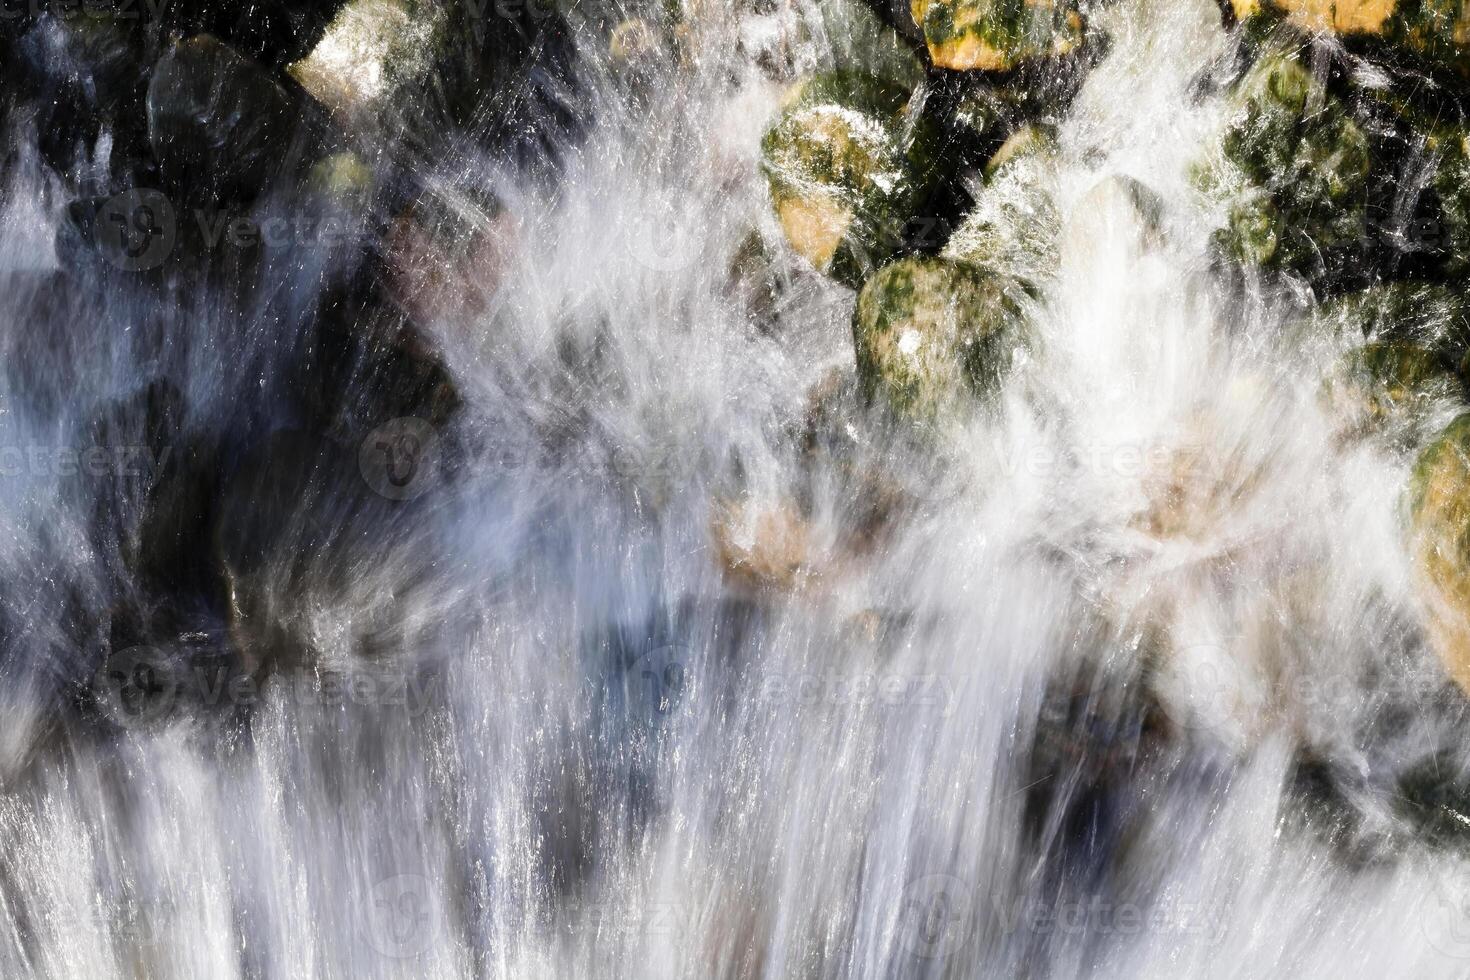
[[984, 120, 1057, 177], [1426, 126, 1470, 275], [760, 71, 940, 287], [1196, 48, 1371, 279], [943, 125, 1059, 285], [811, 0, 927, 90], [1231, 0, 1470, 74], [1410, 413, 1470, 695], [1324, 341, 1463, 432], [1313, 282, 1470, 360], [911, 0, 1085, 71], [853, 255, 1028, 421]]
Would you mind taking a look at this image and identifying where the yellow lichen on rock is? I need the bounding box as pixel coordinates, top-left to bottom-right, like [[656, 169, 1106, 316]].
[[1231, 0, 1397, 34], [776, 196, 853, 273], [915, 0, 1084, 72], [1411, 415, 1470, 694]]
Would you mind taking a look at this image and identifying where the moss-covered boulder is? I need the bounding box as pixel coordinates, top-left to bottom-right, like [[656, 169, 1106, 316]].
[[943, 124, 1060, 285], [1425, 126, 1470, 275], [1324, 341, 1463, 432], [1196, 49, 1370, 278], [761, 72, 940, 287], [1231, 1, 1470, 73], [1314, 282, 1470, 356], [815, 0, 928, 89], [912, 0, 1085, 71], [853, 256, 1028, 421], [1410, 413, 1470, 694]]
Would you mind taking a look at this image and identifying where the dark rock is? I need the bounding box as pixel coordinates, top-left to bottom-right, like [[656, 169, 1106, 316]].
[[146, 35, 298, 204]]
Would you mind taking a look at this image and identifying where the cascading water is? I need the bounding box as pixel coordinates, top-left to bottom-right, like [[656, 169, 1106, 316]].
[[5, 0, 1470, 976]]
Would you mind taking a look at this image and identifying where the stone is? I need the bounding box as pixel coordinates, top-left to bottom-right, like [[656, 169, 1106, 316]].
[[1196, 48, 1371, 279], [852, 255, 1028, 421], [1409, 413, 1470, 695], [911, 0, 1085, 72], [146, 35, 298, 204], [761, 71, 940, 287]]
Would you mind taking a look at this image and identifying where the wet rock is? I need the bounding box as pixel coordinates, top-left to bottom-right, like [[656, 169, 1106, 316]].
[[608, 17, 667, 83], [943, 121, 1059, 284], [760, 71, 940, 287], [18, 10, 160, 191], [1323, 341, 1463, 435], [1062, 174, 1165, 256], [852, 255, 1028, 422], [305, 150, 375, 209], [1314, 282, 1470, 357], [911, 0, 1085, 72], [288, 0, 444, 130], [169, 0, 347, 68], [984, 120, 1057, 177], [711, 498, 814, 592], [1230, 0, 1470, 73], [383, 189, 517, 326], [1410, 413, 1470, 695], [289, 0, 580, 166], [1426, 126, 1470, 276], [146, 35, 298, 204], [1195, 48, 1370, 281], [213, 430, 377, 670], [1396, 751, 1470, 848], [814, 0, 927, 87], [85, 379, 225, 605]]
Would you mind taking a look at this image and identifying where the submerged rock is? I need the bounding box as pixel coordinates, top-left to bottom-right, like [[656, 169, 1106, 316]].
[[711, 499, 815, 592], [853, 255, 1028, 421], [1196, 48, 1370, 280], [761, 71, 940, 287], [912, 0, 1085, 72], [1410, 414, 1470, 695], [147, 35, 298, 204], [18, 10, 159, 191]]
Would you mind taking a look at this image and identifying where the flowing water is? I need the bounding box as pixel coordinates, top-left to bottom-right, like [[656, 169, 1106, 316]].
[[3, 0, 1470, 976]]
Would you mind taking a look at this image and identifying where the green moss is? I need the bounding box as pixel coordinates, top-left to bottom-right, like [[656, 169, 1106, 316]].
[[1198, 48, 1371, 278], [1315, 282, 1470, 359], [761, 72, 940, 287], [919, 0, 1083, 70], [1411, 414, 1470, 556], [1326, 341, 1463, 430], [853, 256, 1028, 421]]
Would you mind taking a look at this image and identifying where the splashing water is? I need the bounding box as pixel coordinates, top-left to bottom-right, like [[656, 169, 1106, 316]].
[[4, 0, 1470, 976]]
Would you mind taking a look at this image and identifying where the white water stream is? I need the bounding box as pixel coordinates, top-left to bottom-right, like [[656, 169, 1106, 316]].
[[2, 0, 1469, 976]]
